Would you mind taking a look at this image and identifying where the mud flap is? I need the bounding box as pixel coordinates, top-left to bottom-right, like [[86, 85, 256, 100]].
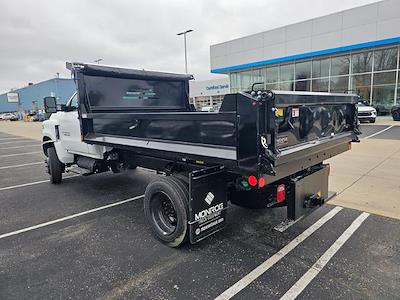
[[287, 165, 329, 221], [188, 166, 227, 244]]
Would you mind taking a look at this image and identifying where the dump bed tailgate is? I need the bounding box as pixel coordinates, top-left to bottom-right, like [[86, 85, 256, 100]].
[[258, 90, 359, 179]]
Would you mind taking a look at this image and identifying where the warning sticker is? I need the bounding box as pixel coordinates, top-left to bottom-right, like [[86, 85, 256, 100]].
[[292, 107, 299, 118], [276, 108, 284, 117]]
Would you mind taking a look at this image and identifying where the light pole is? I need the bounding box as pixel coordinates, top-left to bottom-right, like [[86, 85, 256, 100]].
[[177, 29, 193, 73], [94, 58, 103, 64]]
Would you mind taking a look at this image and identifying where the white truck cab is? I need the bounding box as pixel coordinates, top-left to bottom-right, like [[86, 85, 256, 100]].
[[42, 92, 110, 183]]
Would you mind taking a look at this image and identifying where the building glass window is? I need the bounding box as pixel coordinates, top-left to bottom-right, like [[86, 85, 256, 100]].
[[295, 80, 311, 91], [397, 84, 400, 104], [372, 85, 396, 112], [397, 72, 400, 104], [266, 66, 279, 83], [374, 47, 398, 71], [252, 68, 266, 88], [230, 72, 239, 91], [266, 83, 279, 90], [280, 64, 294, 82], [351, 51, 373, 74], [331, 55, 350, 76], [330, 76, 349, 93], [372, 71, 397, 112], [312, 58, 330, 78], [240, 70, 252, 91], [279, 81, 294, 91], [312, 78, 329, 92], [227, 45, 399, 110], [295, 60, 311, 80], [373, 71, 397, 85], [351, 74, 371, 101]]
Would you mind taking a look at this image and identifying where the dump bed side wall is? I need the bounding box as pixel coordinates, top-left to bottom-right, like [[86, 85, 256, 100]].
[[76, 69, 239, 162], [89, 112, 237, 147]]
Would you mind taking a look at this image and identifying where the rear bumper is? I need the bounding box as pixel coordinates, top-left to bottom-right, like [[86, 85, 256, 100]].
[[263, 132, 356, 184]]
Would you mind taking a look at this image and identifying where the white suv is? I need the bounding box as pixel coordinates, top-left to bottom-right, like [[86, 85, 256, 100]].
[[357, 101, 376, 123]]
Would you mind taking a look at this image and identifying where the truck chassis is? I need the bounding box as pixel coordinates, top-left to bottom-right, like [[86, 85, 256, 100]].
[[42, 63, 360, 247]]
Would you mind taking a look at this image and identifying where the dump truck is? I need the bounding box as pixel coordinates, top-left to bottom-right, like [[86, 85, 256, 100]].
[[42, 62, 360, 247]]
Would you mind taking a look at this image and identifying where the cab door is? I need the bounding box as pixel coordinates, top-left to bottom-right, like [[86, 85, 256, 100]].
[[58, 93, 89, 155]]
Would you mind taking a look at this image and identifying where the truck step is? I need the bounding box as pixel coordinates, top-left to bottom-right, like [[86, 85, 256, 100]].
[[65, 166, 94, 176]]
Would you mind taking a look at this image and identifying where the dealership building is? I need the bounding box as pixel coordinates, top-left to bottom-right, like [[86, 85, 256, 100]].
[[210, 0, 400, 113], [189, 78, 229, 109]]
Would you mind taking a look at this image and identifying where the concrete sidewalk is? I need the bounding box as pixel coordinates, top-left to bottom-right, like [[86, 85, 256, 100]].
[[0, 121, 42, 141], [328, 138, 400, 220], [364, 115, 398, 126]]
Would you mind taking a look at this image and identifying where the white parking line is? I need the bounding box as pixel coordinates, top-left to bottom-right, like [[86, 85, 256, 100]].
[[364, 125, 394, 139], [0, 161, 43, 170], [0, 174, 80, 192], [0, 151, 42, 158], [280, 212, 369, 300], [0, 144, 41, 150], [0, 140, 36, 145], [0, 137, 27, 141], [0, 194, 144, 240], [215, 206, 343, 300]]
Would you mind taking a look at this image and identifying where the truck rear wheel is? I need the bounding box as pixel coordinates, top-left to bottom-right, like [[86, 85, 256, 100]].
[[144, 176, 189, 247], [47, 147, 64, 184]]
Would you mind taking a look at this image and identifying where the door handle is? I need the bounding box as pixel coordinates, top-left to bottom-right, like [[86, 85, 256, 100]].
[[129, 120, 140, 130]]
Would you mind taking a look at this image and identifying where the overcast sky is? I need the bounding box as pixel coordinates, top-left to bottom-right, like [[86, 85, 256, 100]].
[[0, 0, 378, 94]]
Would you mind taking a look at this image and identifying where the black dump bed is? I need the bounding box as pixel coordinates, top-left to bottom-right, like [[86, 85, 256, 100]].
[[70, 63, 359, 183]]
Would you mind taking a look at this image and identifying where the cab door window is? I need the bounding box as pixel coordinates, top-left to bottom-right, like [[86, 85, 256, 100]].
[[67, 93, 78, 111]]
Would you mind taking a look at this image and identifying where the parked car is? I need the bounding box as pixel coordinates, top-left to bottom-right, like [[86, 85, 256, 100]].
[[392, 105, 400, 121], [374, 103, 392, 115], [2, 113, 18, 121], [357, 101, 376, 123]]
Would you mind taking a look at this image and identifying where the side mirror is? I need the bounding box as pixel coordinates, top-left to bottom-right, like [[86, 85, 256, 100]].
[[44, 96, 57, 114]]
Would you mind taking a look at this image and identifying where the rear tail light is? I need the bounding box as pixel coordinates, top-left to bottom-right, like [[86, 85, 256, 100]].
[[276, 184, 286, 203], [248, 175, 258, 187], [258, 177, 266, 188]]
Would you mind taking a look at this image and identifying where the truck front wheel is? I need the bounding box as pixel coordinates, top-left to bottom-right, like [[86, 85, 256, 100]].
[[47, 147, 64, 184], [144, 176, 189, 247]]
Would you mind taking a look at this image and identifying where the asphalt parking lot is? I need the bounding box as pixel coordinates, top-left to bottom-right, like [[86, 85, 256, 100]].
[[0, 124, 399, 299]]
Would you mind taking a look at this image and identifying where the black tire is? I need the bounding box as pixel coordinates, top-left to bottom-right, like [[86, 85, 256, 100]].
[[393, 111, 400, 121], [174, 173, 189, 186], [127, 164, 137, 170], [47, 147, 64, 184], [370, 119, 376, 123], [144, 176, 189, 247]]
